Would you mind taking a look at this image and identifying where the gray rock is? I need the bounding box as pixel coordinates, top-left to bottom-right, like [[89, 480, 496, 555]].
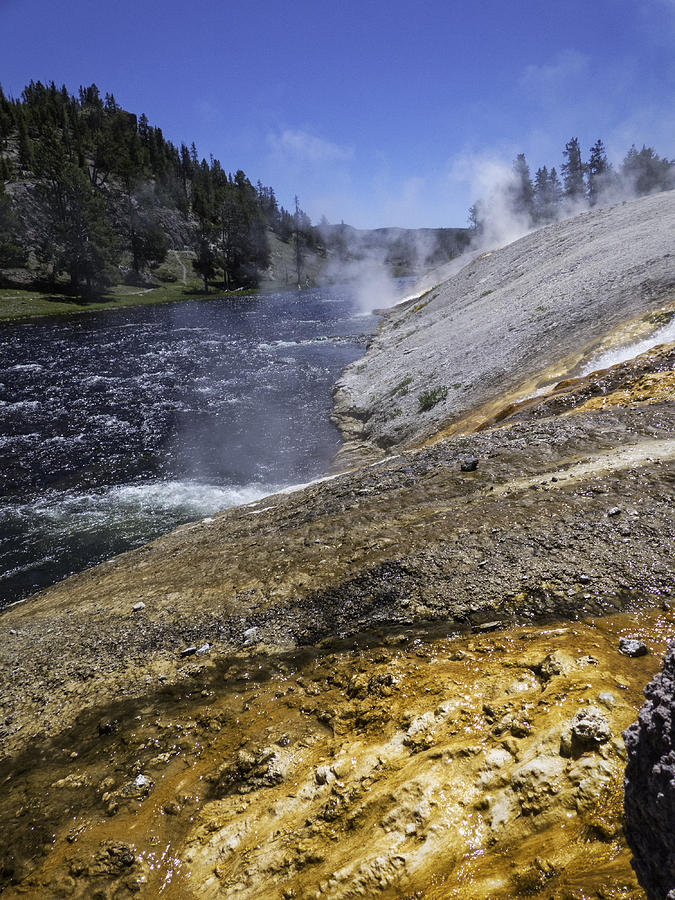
[[597, 692, 616, 709], [566, 706, 611, 755], [624, 642, 675, 898], [608, 506, 622, 517], [619, 638, 648, 657], [195, 643, 211, 655], [473, 620, 502, 633], [460, 455, 479, 472], [180, 646, 198, 658], [132, 602, 145, 612]]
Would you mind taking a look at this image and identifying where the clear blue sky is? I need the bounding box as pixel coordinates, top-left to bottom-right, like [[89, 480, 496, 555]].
[[2, 0, 673, 227]]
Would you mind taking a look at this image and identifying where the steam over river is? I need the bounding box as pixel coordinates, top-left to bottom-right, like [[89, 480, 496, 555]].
[[0, 288, 376, 607]]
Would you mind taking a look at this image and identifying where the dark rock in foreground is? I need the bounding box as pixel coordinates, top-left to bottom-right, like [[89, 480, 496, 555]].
[[624, 642, 675, 899]]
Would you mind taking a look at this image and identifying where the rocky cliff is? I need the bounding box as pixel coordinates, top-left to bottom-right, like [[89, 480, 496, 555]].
[[0, 193, 674, 898]]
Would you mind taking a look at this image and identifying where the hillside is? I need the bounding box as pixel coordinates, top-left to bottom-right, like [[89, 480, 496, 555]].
[[333, 190, 675, 461], [0, 194, 674, 898], [0, 82, 470, 313]]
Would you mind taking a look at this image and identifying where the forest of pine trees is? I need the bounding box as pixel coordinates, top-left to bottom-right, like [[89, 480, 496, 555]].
[[470, 137, 674, 234], [0, 81, 320, 295]]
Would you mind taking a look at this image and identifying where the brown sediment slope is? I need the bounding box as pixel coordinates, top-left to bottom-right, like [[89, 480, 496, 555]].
[[1, 196, 675, 898]]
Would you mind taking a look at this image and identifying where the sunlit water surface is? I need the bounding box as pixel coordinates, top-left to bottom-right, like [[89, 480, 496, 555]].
[[0, 288, 376, 607]]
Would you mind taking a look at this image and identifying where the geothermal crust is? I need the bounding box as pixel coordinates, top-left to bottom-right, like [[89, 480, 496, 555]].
[[332, 190, 675, 461], [0, 191, 674, 898]]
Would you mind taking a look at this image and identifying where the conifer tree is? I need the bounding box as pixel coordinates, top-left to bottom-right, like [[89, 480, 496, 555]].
[[293, 195, 306, 287], [548, 167, 563, 208], [587, 139, 612, 204], [621, 145, 675, 195], [16, 112, 34, 171], [510, 153, 535, 222], [0, 181, 25, 266], [33, 127, 118, 295], [192, 230, 217, 292], [561, 137, 586, 200], [533, 167, 551, 222]]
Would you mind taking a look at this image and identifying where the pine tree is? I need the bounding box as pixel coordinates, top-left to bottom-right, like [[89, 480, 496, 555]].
[[587, 139, 612, 204], [0, 155, 13, 181], [16, 111, 34, 171], [510, 153, 535, 222], [0, 180, 26, 266], [293, 195, 306, 287], [467, 203, 482, 232], [621, 145, 675, 195], [533, 167, 551, 222], [192, 229, 217, 292], [548, 167, 563, 204], [561, 137, 586, 200], [33, 127, 118, 295]]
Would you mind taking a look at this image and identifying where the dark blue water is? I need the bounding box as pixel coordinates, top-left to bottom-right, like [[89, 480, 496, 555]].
[[0, 288, 376, 607]]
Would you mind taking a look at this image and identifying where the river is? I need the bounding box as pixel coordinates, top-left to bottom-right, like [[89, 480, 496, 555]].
[[0, 288, 377, 608]]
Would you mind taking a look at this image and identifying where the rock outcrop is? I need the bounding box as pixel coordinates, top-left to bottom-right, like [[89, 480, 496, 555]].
[[624, 643, 675, 899]]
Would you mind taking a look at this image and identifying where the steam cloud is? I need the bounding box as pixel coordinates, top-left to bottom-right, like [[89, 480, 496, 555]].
[[316, 142, 674, 313]]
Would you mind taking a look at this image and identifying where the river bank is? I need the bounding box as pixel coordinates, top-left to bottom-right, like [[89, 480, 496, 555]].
[[0, 278, 263, 323], [1, 193, 674, 897]]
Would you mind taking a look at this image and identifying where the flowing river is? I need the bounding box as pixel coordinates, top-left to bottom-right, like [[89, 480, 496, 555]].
[[0, 288, 377, 608]]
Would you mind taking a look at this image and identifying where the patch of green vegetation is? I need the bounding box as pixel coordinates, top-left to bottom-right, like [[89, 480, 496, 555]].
[[480, 289, 494, 297], [390, 375, 413, 397], [535, 304, 549, 312], [0, 279, 252, 323], [417, 385, 448, 412]]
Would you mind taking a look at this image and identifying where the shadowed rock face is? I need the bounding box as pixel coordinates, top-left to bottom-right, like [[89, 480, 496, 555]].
[[624, 643, 675, 900]]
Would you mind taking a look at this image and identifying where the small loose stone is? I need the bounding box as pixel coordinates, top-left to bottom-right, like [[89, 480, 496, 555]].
[[619, 638, 648, 658]]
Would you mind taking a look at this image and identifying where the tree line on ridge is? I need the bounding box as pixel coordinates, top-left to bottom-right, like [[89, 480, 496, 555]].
[[469, 137, 674, 233], [0, 81, 320, 295]]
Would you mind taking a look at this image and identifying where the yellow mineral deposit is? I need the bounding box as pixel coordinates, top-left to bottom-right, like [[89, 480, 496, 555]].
[[3, 610, 670, 898]]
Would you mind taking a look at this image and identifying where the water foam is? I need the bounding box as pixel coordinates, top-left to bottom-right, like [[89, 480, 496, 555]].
[[582, 315, 675, 375]]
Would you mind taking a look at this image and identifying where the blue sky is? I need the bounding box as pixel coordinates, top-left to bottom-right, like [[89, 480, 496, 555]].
[[2, 0, 674, 227]]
